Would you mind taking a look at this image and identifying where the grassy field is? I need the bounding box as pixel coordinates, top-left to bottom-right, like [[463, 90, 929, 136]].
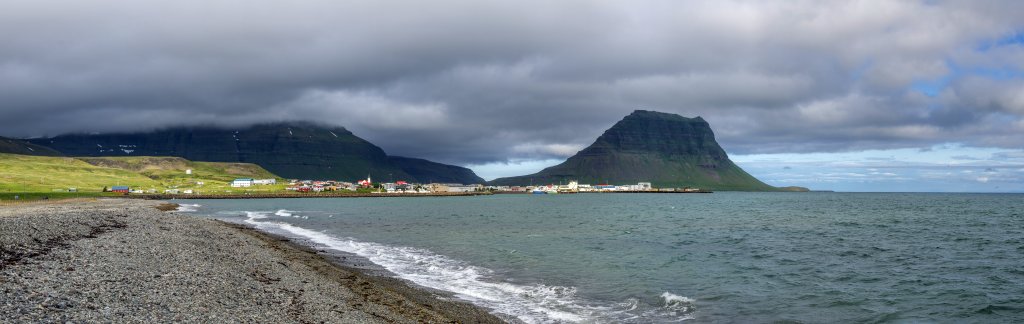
[[0, 192, 118, 202], [0, 153, 287, 197]]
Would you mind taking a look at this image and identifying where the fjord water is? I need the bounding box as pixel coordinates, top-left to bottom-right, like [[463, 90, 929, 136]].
[[187, 193, 1024, 323]]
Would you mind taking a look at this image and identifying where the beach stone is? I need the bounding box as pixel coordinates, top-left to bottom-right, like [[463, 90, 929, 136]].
[[0, 199, 505, 323]]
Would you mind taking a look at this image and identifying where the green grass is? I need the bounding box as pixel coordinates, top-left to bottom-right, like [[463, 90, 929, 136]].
[[0, 154, 161, 193], [76, 156, 288, 193], [0, 153, 286, 195], [0, 191, 119, 201]]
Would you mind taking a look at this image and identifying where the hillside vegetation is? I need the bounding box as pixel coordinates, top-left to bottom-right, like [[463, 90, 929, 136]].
[[29, 122, 486, 184], [77, 156, 277, 183], [0, 153, 283, 194]]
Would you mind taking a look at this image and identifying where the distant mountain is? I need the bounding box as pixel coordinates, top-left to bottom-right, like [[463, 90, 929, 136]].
[[27, 123, 484, 183], [0, 136, 61, 156], [389, 156, 485, 184], [490, 110, 777, 191]]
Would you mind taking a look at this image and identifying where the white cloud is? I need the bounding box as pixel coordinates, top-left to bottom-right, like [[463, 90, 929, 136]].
[[510, 143, 586, 158], [277, 90, 450, 131], [0, 0, 1023, 167]]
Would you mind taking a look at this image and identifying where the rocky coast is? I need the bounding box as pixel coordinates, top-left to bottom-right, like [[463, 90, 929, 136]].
[[0, 199, 504, 323]]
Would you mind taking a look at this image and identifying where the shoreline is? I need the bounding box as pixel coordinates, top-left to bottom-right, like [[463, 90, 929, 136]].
[[0, 199, 506, 323], [128, 191, 493, 199], [218, 220, 511, 323], [128, 190, 711, 200], [1, 190, 718, 203]]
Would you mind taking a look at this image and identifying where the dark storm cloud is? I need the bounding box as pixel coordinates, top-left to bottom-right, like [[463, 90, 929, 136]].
[[1, 0, 1023, 165]]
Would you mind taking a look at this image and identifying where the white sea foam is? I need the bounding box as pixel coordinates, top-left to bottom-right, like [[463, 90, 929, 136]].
[[655, 292, 696, 321], [240, 212, 695, 323], [176, 204, 201, 212], [245, 211, 269, 219], [661, 292, 695, 305], [274, 209, 294, 217]]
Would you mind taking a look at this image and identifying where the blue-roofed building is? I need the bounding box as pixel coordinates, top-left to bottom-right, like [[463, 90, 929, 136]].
[[231, 178, 254, 188], [111, 186, 130, 193]]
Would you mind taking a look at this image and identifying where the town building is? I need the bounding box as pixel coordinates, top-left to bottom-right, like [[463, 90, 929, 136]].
[[445, 184, 482, 192], [111, 186, 129, 193], [427, 183, 449, 192], [358, 175, 372, 187], [231, 178, 254, 187]]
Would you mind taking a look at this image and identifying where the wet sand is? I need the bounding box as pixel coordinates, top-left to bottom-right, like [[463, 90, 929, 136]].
[[0, 199, 505, 323]]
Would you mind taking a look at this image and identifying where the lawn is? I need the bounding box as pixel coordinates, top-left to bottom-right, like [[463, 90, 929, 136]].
[[0, 153, 286, 196]]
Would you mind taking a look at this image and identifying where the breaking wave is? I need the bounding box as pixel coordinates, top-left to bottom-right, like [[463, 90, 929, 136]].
[[242, 212, 697, 323], [175, 203, 201, 212], [245, 211, 269, 219]]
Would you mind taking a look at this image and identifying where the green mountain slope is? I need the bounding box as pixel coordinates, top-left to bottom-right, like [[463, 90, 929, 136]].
[[490, 110, 777, 191], [0, 153, 279, 193], [76, 156, 279, 184], [27, 123, 483, 183]]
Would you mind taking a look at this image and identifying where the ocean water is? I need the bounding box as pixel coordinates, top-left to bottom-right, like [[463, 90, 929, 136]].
[[182, 193, 1024, 323]]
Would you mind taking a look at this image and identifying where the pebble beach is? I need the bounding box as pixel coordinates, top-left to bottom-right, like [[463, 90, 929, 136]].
[[0, 198, 504, 323]]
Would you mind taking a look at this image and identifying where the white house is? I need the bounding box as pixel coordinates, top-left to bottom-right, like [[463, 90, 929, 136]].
[[231, 178, 254, 188], [446, 184, 482, 192], [253, 179, 277, 185]]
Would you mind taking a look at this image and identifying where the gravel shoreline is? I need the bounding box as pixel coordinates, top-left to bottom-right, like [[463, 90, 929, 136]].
[[0, 199, 505, 323]]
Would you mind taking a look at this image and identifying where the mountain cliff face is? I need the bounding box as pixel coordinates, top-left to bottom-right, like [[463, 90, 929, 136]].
[[389, 156, 485, 184], [27, 123, 484, 183], [490, 110, 776, 190], [0, 136, 62, 156]]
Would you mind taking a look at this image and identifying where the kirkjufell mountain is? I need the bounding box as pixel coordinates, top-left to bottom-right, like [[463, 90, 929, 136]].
[[490, 110, 776, 191]]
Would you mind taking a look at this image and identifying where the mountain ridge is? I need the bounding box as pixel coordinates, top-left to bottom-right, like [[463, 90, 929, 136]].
[[0, 136, 62, 156], [25, 122, 484, 184]]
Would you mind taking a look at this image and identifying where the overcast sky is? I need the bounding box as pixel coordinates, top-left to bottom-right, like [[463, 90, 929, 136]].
[[2, 1, 1023, 191]]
